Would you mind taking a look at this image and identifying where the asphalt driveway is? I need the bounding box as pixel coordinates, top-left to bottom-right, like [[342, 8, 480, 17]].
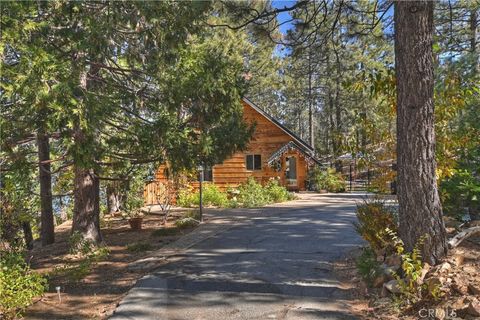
[[111, 193, 365, 320]]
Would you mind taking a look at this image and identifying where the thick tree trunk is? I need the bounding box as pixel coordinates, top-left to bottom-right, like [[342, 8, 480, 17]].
[[394, 0, 447, 265], [106, 182, 123, 214], [71, 66, 102, 244], [37, 132, 55, 245], [72, 166, 102, 243]]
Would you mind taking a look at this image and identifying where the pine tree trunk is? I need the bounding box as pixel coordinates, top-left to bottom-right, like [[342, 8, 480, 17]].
[[328, 91, 337, 157], [334, 50, 342, 156], [308, 51, 314, 149], [470, 8, 478, 74], [394, 0, 447, 265], [106, 182, 123, 214], [37, 132, 55, 245], [72, 166, 102, 243], [22, 221, 34, 250], [471, 9, 477, 53], [71, 66, 102, 244]]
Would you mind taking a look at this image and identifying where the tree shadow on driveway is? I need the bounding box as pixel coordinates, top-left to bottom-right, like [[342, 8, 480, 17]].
[[111, 193, 365, 320]]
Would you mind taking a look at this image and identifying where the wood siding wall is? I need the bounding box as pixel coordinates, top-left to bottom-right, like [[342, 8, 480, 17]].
[[145, 101, 310, 203], [211, 101, 308, 190]]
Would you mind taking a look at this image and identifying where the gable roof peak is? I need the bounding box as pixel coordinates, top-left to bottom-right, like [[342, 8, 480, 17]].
[[242, 97, 314, 153]]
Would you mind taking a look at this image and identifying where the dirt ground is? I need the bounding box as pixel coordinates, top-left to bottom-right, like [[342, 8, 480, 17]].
[[25, 209, 196, 320], [334, 247, 372, 318], [335, 233, 480, 320], [25, 206, 480, 320]]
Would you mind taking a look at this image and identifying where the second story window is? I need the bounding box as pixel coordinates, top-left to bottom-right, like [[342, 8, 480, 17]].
[[246, 154, 262, 171]]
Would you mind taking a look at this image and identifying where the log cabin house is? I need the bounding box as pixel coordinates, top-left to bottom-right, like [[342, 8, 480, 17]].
[[144, 98, 320, 204]]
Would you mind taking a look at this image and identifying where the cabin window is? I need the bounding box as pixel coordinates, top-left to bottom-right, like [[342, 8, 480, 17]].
[[203, 166, 213, 182], [246, 154, 262, 171]]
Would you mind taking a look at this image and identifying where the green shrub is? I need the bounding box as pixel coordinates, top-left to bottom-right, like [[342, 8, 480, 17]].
[[309, 167, 327, 190], [57, 246, 109, 282], [327, 170, 346, 192], [367, 167, 396, 194], [55, 233, 111, 282], [174, 210, 202, 228], [353, 198, 398, 254], [91, 246, 110, 262], [69, 231, 94, 256], [184, 210, 201, 220], [177, 188, 197, 208], [202, 184, 229, 207], [356, 246, 382, 287], [52, 259, 93, 283], [227, 197, 240, 208], [178, 179, 293, 209], [68, 231, 109, 259], [177, 184, 228, 207], [264, 179, 294, 202], [309, 168, 346, 192], [236, 177, 270, 207], [127, 242, 153, 253], [151, 227, 180, 237], [440, 169, 480, 219], [0, 251, 47, 319], [175, 217, 199, 229]]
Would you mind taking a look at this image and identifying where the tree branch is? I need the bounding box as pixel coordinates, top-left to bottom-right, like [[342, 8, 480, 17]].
[[207, 1, 309, 30], [448, 226, 480, 248]]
